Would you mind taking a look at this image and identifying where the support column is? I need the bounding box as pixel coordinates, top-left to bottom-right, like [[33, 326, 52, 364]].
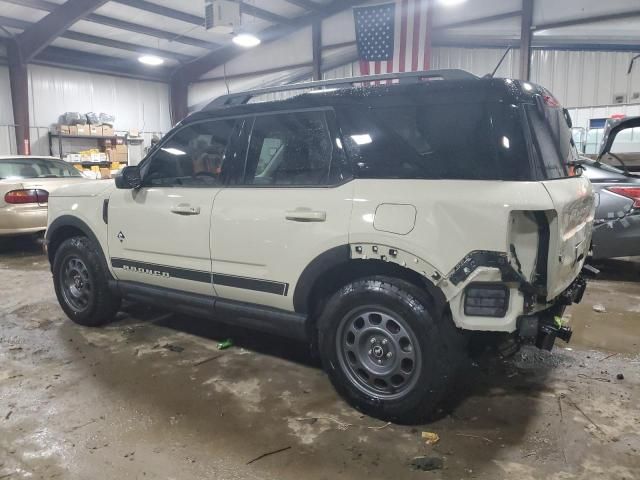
[[312, 19, 322, 81], [170, 72, 189, 126], [7, 39, 30, 156], [519, 0, 534, 81]]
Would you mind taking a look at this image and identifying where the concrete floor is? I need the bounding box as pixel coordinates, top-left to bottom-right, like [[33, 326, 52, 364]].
[[1, 237, 639, 480]]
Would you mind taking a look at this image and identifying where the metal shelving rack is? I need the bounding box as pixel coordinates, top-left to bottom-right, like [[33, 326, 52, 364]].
[[48, 132, 127, 165]]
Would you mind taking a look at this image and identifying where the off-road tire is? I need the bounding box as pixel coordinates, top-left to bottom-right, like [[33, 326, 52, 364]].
[[53, 236, 121, 327], [318, 276, 465, 423]]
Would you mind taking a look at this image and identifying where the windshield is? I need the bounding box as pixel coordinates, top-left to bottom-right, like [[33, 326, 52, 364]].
[[0, 158, 82, 180]]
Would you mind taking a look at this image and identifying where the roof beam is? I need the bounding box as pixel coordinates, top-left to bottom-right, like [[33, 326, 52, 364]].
[[113, 0, 294, 27], [232, 1, 294, 25], [534, 10, 640, 31], [17, 0, 109, 61], [35, 45, 171, 81], [283, 0, 320, 11], [4, 0, 221, 49], [0, 16, 195, 62], [111, 0, 204, 26], [435, 11, 522, 31], [177, 0, 369, 83]]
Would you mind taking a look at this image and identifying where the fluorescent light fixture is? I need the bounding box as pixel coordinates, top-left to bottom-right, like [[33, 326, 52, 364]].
[[161, 147, 186, 156], [502, 136, 510, 149], [232, 33, 261, 48], [439, 0, 467, 6], [351, 134, 372, 145], [138, 55, 164, 66]]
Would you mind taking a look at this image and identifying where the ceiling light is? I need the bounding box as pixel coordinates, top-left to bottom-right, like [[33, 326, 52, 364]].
[[232, 33, 261, 48], [439, 0, 467, 6], [138, 55, 164, 66]]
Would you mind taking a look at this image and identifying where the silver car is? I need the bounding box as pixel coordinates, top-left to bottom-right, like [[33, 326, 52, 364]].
[[581, 116, 640, 259], [582, 160, 640, 259], [0, 156, 91, 237]]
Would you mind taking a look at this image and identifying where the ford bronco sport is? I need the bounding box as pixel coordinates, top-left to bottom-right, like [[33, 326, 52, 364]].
[[46, 70, 594, 422]]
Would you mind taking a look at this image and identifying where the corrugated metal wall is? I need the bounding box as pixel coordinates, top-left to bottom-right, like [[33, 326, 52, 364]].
[[321, 47, 640, 109], [1, 65, 171, 156], [29, 65, 171, 156], [531, 50, 640, 108]]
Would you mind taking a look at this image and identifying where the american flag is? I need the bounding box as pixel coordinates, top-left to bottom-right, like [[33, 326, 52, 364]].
[[354, 1, 432, 79]]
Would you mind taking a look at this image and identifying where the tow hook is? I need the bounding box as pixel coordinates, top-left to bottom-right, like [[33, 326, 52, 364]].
[[537, 322, 572, 351]]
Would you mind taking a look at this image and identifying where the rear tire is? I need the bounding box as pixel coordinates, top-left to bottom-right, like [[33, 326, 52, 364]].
[[53, 236, 121, 327], [318, 276, 465, 423]]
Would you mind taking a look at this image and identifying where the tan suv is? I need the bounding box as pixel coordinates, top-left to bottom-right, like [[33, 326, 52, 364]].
[[45, 70, 594, 422]]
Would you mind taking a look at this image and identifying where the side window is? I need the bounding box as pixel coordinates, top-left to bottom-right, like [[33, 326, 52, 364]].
[[243, 111, 334, 186], [143, 119, 236, 187], [337, 104, 531, 181]]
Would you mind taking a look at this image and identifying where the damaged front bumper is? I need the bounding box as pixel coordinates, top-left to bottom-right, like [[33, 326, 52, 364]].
[[516, 273, 588, 351]]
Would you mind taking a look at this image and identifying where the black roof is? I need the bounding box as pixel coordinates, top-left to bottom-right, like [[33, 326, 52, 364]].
[[185, 75, 548, 126]]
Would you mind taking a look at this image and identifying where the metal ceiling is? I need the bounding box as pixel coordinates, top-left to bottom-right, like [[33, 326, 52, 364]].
[[0, 0, 639, 83]]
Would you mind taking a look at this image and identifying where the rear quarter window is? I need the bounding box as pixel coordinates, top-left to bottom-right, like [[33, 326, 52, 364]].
[[337, 102, 532, 181]]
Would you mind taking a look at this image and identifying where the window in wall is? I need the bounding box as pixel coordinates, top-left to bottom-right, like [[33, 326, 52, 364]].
[[243, 111, 335, 186], [144, 119, 236, 187]]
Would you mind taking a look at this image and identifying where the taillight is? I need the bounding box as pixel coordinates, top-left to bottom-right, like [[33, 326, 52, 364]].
[[4, 189, 49, 205], [607, 186, 640, 208]]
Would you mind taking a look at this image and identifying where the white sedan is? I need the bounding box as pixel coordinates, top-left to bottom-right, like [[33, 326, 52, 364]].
[[0, 156, 92, 237]]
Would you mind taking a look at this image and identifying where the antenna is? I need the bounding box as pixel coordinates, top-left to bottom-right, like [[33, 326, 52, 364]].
[[486, 47, 512, 78]]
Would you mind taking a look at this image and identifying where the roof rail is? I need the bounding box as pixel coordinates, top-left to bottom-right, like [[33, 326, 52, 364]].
[[204, 69, 477, 109]]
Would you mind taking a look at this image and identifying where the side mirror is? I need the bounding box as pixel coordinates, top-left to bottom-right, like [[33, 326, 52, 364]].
[[115, 165, 142, 189]]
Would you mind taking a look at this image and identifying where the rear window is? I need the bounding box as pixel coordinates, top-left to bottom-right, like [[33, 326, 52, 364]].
[[524, 99, 574, 179], [0, 158, 82, 180], [337, 102, 532, 180]]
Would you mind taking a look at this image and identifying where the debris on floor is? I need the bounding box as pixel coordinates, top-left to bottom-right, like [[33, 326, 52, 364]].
[[421, 431, 440, 445], [410, 455, 444, 471], [592, 304, 607, 313], [160, 343, 185, 353], [217, 339, 233, 350], [246, 446, 291, 465]]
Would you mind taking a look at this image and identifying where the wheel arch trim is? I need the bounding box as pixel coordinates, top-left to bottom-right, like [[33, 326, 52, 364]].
[[46, 215, 110, 275], [292, 243, 447, 316]]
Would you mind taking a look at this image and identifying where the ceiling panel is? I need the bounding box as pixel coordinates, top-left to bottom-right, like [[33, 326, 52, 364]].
[[51, 37, 180, 66], [69, 20, 209, 57], [94, 2, 271, 42], [0, 2, 49, 23]]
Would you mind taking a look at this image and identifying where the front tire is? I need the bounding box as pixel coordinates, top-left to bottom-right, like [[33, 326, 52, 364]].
[[318, 276, 463, 423], [53, 236, 121, 326]]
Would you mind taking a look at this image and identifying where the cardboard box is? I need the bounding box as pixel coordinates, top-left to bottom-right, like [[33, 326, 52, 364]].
[[68, 153, 81, 163], [102, 125, 114, 137], [99, 168, 111, 179], [76, 125, 89, 136], [115, 152, 128, 164], [115, 137, 125, 145], [129, 128, 139, 137], [115, 144, 127, 154], [89, 125, 101, 136], [57, 125, 70, 135], [69, 125, 78, 136]]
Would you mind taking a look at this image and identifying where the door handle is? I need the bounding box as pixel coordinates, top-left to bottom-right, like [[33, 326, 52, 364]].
[[171, 204, 201, 216], [285, 208, 326, 222]]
